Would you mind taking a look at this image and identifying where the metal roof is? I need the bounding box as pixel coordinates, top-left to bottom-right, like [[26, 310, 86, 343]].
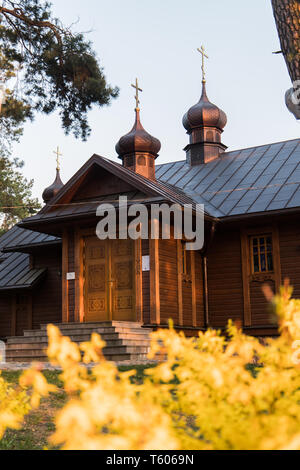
[[2, 227, 60, 253], [0, 226, 59, 291], [156, 138, 300, 218]]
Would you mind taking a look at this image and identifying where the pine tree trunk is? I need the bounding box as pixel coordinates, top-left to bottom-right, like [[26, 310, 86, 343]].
[[271, 0, 300, 83]]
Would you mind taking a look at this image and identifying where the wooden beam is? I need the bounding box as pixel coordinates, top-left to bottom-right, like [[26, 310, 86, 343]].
[[177, 240, 183, 326], [150, 220, 160, 324], [135, 238, 143, 322], [11, 295, 16, 336], [74, 229, 84, 323], [241, 231, 251, 327], [191, 250, 197, 327], [272, 224, 282, 292], [28, 295, 33, 330], [62, 229, 69, 323]]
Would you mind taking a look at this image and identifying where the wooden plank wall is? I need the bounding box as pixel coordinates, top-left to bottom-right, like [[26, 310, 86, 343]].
[[32, 246, 62, 329], [142, 239, 150, 324], [68, 231, 75, 322], [279, 220, 300, 297], [207, 219, 300, 331], [159, 238, 179, 325], [250, 280, 276, 326], [195, 250, 205, 328], [207, 228, 244, 328], [0, 294, 12, 338]]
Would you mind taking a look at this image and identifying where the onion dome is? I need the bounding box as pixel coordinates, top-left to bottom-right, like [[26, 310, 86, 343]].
[[116, 108, 161, 158], [42, 169, 64, 204], [183, 82, 227, 133]]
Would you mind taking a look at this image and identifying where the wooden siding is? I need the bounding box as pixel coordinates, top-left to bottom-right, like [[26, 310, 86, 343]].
[[68, 231, 75, 322], [0, 294, 12, 338], [142, 239, 150, 324], [250, 280, 276, 326], [279, 220, 300, 298], [159, 238, 179, 325], [195, 251, 205, 327], [207, 228, 244, 328], [32, 246, 62, 329]]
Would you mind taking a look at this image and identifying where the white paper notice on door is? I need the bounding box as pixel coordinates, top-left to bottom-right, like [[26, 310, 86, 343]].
[[142, 255, 150, 272]]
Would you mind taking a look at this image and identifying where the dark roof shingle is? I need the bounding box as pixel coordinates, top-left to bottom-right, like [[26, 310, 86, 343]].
[[156, 138, 300, 217]]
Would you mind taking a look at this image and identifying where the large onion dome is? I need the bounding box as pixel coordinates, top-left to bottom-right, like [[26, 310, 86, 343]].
[[183, 82, 227, 133], [116, 108, 161, 158]]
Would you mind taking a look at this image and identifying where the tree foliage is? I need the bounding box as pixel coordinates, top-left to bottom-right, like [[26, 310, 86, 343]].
[[0, 153, 40, 235], [0, 0, 119, 143]]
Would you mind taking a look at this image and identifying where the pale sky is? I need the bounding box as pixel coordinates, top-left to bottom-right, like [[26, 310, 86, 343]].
[[12, 0, 300, 200]]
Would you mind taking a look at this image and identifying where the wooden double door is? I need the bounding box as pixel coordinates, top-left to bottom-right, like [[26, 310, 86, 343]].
[[83, 237, 136, 322]]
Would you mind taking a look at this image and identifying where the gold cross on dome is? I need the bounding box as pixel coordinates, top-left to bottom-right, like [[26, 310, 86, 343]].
[[131, 78, 143, 109], [197, 45, 209, 83], [53, 146, 62, 171]]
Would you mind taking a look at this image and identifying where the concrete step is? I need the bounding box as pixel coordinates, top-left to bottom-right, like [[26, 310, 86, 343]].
[[6, 357, 48, 363], [6, 354, 150, 363], [6, 341, 150, 353], [6, 321, 153, 363], [40, 321, 144, 330], [24, 327, 151, 338], [6, 337, 150, 348], [7, 344, 150, 356]]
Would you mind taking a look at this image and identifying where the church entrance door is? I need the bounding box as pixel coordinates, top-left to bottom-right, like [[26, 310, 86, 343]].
[[83, 237, 136, 322]]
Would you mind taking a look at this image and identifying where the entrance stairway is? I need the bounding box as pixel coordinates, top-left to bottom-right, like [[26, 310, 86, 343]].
[[6, 322, 153, 363]]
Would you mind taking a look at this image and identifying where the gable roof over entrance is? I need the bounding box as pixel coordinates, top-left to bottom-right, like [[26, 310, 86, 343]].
[[19, 153, 211, 232]]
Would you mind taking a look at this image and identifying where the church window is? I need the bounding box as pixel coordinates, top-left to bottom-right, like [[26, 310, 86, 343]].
[[250, 235, 274, 274], [206, 131, 214, 141], [138, 156, 146, 166]]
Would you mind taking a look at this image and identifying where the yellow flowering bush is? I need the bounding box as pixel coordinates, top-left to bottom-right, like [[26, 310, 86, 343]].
[[2, 281, 300, 450], [0, 374, 30, 439]]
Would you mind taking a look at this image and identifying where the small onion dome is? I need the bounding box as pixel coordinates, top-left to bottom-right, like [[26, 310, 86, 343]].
[[116, 108, 161, 158], [42, 169, 64, 204], [183, 82, 227, 133]]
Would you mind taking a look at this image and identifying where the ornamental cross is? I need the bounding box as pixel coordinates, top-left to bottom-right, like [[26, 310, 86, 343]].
[[197, 45, 209, 83], [131, 78, 143, 109], [53, 146, 62, 171]]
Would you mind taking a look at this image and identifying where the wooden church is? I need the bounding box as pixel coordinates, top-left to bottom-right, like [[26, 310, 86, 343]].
[[1, 62, 300, 361]]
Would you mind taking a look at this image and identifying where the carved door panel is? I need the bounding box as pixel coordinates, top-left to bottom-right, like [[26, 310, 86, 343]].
[[83, 237, 136, 322], [84, 237, 108, 322], [111, 239, 136, 321]]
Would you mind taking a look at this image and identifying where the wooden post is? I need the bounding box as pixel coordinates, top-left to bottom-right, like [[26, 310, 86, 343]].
[[191, 250, 197, 327], [272, 224, 282, 292], [135, 238, 143, 322], [241, 231, 251, 327], [177, 240, 183, 326], [74, 230, 84, 323], [28, 295, 33, 330], [11, 295, 16, 336], [62, 229, 69, 323], [150, 220, 160, 325]]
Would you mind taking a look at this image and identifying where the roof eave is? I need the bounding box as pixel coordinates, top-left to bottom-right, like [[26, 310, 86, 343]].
[[218, 206, 300, 223], [2, 239, 61, 254]]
